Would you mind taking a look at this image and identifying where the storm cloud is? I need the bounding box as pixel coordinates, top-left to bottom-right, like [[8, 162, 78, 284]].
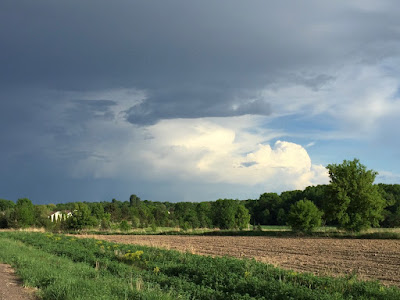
[[2, 1, 400, 124], [1, 1, 400, 203]]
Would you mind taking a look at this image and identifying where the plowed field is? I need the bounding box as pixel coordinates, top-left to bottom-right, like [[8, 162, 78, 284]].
[[80, 235, 400, 287]]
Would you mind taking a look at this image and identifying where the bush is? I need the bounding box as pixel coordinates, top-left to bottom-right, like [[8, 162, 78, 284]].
[[0, 213, 7, 228], [288, 199, 322, 233], [119, 220, 131, 232], [100, 217, 111, 230]]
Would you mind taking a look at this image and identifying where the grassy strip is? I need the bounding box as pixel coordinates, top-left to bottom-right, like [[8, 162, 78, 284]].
[[0, 236, 177, 300], [2, 232, 400, 300]]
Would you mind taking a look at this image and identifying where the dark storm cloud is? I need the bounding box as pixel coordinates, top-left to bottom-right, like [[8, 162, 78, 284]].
[[2, 0, 399, 124], [125, 89, 271, 125], [66, 100, 117, 122]]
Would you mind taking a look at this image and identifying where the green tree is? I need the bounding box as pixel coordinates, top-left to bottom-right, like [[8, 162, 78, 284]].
[[196, 202, 213, 228], [212, 199, 237, 229], [174, 202, 199, 229], [0, 209, 13, 228], [90, 202, 105, 221], [378, 184, 400, 227], [34, 205, 52, 228], [67, 203, 97, 230], [287, 199, 322, 232], [212, 199, 250, 230], [0, 199, 15, 211], [276, 208, 286, 225], [0, 199, 15, 229], [14, 198, 35, 228], [100, 213, 111, 230], [129, 194, 141, 207], [301, 185, 328, 212], [104, 199, 122, 222], [326, 159, 386, 231], [256, 193, 282, 225], [235, 204, 250, 230]]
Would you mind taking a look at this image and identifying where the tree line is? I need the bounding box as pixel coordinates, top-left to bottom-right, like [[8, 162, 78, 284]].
[[0, 196, 251, 231], [1, 159, 399, 232]]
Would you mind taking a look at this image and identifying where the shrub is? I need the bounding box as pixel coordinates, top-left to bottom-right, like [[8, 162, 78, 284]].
[[288, 199, 322, 233], [100, 217, 111, 230], [119, 220, 131, 232]]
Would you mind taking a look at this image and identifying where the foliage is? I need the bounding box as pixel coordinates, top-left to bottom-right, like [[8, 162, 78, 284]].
[[236, 204, 251, 230], [0, 209, 13, 228], [0, 198, 15, 211], [378, 184, 400, 227], [326, 159, 386, 232], [257, 193, 282, 225], [13, 198, 35, 228], [67, 202, 97, 230], [213, 199, 250, 230], [129, 194, 141, 207], [287, 199, 323, 232], [100, 214, 111, 230], [119, 220, 131, 232], [34, 205, 52, 228]]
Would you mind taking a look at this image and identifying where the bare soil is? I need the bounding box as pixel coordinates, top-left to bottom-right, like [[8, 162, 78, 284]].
[[80, 234, 400, 287], [0, 264, 36, 300]]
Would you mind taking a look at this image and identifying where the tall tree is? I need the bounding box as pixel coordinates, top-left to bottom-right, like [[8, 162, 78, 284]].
[[129, 194, 141, 207], [14, 198, 35, 228], [235, 204, 250, 230], [326, 159, 385, 231], [257, 193, 282, 225]]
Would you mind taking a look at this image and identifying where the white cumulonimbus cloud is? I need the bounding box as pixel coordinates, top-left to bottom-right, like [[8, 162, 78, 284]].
[[66, 113, 329, 193], [133, 118, 330, 190]]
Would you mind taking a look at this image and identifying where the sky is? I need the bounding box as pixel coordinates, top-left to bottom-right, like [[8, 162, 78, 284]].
[[1, 1, 400, 204]]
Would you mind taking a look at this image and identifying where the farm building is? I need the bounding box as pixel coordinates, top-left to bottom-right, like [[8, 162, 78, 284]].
[[49, 210, 72, 222]]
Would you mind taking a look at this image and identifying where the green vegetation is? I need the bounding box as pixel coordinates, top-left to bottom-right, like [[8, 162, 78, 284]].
[[213, 199, 250, 230], [378, 183, 400, 227], [0, 234, 174, 300], [67, 202, 98, 230], [326, 159, 386, 231], [287, 199, 322, 232], [120, 220, 131, 232], [12, 198, 35, 228], [1, 231, 399, 300]]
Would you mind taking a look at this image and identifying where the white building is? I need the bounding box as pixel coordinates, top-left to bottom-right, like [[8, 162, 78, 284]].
[[49, 210, 72, 222]]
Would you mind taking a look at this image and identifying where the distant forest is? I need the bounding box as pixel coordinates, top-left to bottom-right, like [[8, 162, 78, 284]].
[[1, 183, 399, 231]]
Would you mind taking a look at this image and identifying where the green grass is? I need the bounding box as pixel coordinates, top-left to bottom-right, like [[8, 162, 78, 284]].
[[0, 232, 399, 299], [0, 235, 176, 299]]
